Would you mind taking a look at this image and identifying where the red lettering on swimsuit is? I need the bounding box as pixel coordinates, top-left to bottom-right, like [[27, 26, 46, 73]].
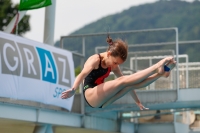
[[95, 67, 111, 85]]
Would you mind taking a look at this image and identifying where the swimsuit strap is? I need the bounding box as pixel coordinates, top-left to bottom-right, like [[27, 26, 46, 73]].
[[98, 54, 101, 67]]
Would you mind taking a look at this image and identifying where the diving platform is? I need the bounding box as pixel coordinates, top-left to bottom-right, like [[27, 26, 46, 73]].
[[1, 87, 200, 133], [85, 88, 200, 113]]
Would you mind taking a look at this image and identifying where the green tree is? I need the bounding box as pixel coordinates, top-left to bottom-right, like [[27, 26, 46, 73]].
[[75, 66, 81, 77], [0, 0, 30, 35]]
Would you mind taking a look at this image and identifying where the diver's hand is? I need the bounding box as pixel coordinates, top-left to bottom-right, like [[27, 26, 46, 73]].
[[136, 102, 149, 110], [61, 88, 75, 99]]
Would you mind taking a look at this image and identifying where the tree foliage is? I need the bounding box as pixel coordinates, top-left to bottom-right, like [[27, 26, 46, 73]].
[[0, 0, 30, 35]]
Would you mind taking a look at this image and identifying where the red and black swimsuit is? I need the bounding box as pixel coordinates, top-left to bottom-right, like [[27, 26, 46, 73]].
[[83, 54, 111, 108]]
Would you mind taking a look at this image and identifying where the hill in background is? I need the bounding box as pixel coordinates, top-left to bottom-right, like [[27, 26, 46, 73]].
[[55, 0, 200, 66]]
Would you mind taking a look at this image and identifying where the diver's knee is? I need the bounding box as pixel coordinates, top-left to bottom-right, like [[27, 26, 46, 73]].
[[116, 76, 128, 86]]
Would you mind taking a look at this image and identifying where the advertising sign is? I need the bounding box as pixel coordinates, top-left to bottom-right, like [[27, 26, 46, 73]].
[[0, 31, 75, 111]]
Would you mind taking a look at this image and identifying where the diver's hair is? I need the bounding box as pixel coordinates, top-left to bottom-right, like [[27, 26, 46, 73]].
[[106, 35, 128, 61]]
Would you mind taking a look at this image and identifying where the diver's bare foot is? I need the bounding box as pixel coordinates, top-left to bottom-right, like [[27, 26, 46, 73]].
[[156, 56, 173, 74], [162, 60, 176, 77]]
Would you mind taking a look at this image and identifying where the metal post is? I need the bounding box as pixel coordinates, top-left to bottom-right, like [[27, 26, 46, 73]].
[[149, 58, 154, 90], [82, 37, 85, 56], [46, 125, 54, 133], [135, 54, 138, 71], [33, 125, 47, 133], [80, 37, 85, 115], [171, 50, 175, 89], [43, 0, 56, 45], [175, 28, 180, 101], [186, 55, 189, 88]]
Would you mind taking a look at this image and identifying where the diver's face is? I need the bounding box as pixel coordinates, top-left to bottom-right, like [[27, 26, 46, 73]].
[[106, 51, 124, 69]]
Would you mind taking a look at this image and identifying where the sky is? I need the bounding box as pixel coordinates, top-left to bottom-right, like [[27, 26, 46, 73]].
[[12, 0, 194, 44]]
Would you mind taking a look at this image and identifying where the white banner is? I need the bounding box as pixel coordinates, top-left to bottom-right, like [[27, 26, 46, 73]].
[[0, 31, 75, 111]]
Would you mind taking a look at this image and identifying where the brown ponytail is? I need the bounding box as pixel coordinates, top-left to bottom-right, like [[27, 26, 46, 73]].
[[106, 35, 113, 45]]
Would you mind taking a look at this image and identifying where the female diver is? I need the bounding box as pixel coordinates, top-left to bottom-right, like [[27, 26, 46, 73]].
[[61, 36, 176, 110]]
